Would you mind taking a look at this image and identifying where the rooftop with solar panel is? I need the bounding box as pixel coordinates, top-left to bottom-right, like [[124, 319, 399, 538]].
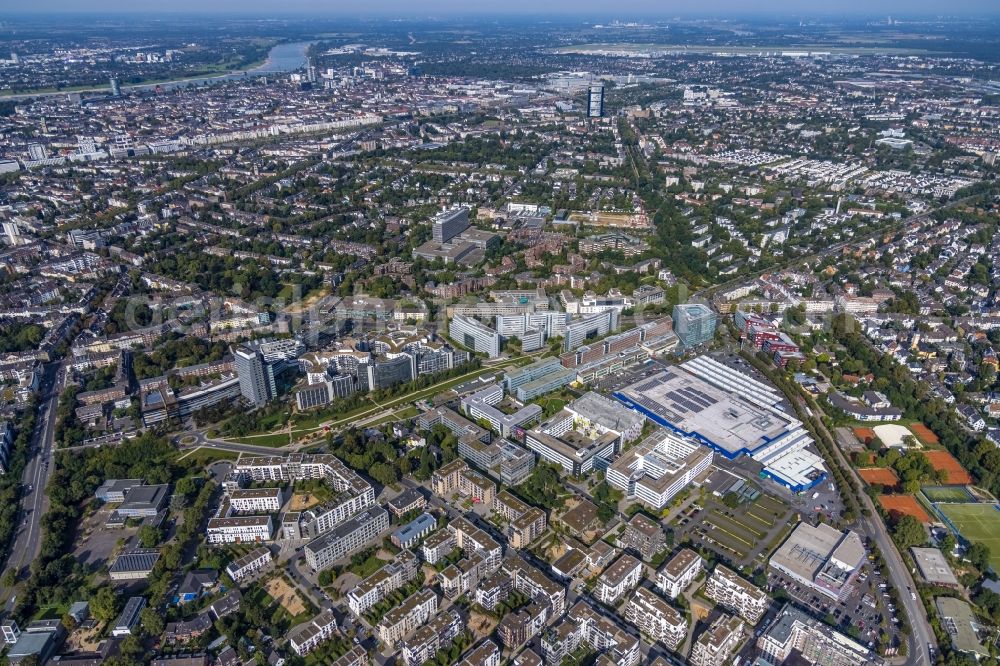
[[614, 366, 792, 457], [613, 354, 827, 492]]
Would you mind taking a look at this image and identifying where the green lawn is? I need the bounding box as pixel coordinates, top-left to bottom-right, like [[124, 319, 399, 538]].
[[922, 485, 975, 504], [938, 503, 1000, 571], [229, 433, 291, 447], [177, 447, 239, 467]]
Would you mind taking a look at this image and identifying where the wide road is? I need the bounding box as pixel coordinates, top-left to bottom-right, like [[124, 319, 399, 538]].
[[811, 402, 934, 666], [0, 358, 66, 610]]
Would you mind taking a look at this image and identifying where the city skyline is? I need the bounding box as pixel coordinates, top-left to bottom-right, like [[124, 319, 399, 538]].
[[5, 0, 1000, 16]]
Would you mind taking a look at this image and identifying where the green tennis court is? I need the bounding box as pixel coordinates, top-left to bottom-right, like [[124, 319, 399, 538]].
[[922, 485, 975, 503]]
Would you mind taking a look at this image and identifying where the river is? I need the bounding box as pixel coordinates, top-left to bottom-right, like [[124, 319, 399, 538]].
[[2, 40, 314, 100]]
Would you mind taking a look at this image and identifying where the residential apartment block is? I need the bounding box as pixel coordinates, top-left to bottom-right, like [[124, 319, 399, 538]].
[[690, 614, 745, 666], [347, 550, 419, 616], [399, 610, 463, 666], [594, 554, 644, 606], [376, 589, 438, 649], [621, 513, 666, 561], [205, 515, 273, 545], [304, 506, 389, 571], [541, 600, 640, 666], [624, 587, 686, 650], [224, 547, 272, 584], [228, 487, 284, 513], [655, 548, 703, 599], [705, 565, 769, 625], [288, 610, 338, 656]]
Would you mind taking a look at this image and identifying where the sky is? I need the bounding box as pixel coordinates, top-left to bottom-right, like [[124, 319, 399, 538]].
[[7, 0, 1000, 16]]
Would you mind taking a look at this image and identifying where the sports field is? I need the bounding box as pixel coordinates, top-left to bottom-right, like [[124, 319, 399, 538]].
[[924, 450, 973, 485], [937, 503, 1000, 571], [910, 423, 939, 445], [878, 495, 930, 522], [859, 468, 899, 488], [921, 485, 975, 504]]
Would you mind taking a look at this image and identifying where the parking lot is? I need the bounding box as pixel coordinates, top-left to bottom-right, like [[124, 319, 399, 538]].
[[766, 560, 899, 652]]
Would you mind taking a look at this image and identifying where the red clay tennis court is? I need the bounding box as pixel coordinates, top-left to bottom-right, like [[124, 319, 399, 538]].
[[858, 468, 899, 488], [924, 450, 973, 485], [878, 495, 931, 522], [910, 423, 939, 445], [853, 427, 877, 443]]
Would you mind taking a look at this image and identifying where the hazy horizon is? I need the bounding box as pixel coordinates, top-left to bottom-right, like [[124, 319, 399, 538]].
[[4, 0, 1000, 17]]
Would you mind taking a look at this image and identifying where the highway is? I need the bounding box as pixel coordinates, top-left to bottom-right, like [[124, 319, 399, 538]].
[[0, 359, 66, 610]]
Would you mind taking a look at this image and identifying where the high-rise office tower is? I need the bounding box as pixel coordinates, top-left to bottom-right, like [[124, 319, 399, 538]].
[[587, 83, 605, 118], [110, 77, 122, 97], [432, 207, 470, 244], [672, 303, 718, 348], [235, 346, 277, 407]]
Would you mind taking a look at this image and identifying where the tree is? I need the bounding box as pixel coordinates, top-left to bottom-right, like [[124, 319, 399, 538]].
[[902, 479, 922, 495], [722, 492, 740, 509], [969, 542, 992, 571], [891, 515, 927, 550], [1, 568, 17, 588], [140, 607, 164, 637], [940, 533, 957, 556], [91, 586, 119, 624], [137, 525, 161, 548]]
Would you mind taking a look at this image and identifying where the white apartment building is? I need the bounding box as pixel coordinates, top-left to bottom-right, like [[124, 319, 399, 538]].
[[690, 614, 745, 666], [228, 487, 284, 513], [625, 587, 687, 650], [656, 548, 704, 599], [305, 506, 389, 571], [376, 589, 438, 648], [225, 546, 273, 583], [594, 554, 644, 606], [506, 557, 567, 617], [347, 550, 419, 615], [206, 515, 273, 545], [705, 565, 769, 626], [421, 529, 457, 565], [400, 610, 463, 666], [288, 610, 338, 656]]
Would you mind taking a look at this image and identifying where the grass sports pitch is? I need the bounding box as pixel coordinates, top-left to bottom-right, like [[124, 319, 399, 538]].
[[937, 503, 1000, 571], [922, 485, 975, 503]]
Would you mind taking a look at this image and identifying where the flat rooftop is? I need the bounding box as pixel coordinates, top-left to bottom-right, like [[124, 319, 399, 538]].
[[615, 367, 794, 457]]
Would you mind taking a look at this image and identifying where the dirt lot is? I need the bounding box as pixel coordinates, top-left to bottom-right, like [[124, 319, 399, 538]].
[[289, 493, 323, 511], [265, 577, 308, 616], [468, 610, 498, 639], [66, 623, 104, 652]]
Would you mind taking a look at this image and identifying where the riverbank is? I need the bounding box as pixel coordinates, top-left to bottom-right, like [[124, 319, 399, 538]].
[[0, 40, 313, 100]]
